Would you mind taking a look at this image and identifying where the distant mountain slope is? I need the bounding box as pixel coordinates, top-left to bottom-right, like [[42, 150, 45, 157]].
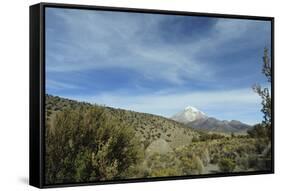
[[171, 106, 252, 133], [46, 95, 200, 150], [187, 117, 251, 133]]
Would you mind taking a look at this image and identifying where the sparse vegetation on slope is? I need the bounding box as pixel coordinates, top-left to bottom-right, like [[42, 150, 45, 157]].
[[46, 95, 199, 150], [45, 94, 271, 184]]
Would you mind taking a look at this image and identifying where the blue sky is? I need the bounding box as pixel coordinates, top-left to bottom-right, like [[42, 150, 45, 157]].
[[45, 8, 271, 125]]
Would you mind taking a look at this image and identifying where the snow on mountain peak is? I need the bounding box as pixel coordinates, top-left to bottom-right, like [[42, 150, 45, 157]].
[[184, 106, 199, 112], [171, 106, 252, 132], [171, 106, 207, 123]]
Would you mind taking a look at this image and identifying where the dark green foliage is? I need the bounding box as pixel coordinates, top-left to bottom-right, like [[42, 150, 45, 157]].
[[247, 48, 272, 171], [218, 157, 236, 172], [193, 132, 225, 142], [211, 153, 219, 164], [247, 124, 270, 139], [252, 48, 271, 130], [45, 106, 143, 184]]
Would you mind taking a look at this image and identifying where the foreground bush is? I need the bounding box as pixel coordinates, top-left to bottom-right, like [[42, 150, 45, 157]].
[[218, 157, 236, 172], [145, 153, 182, 177], [45, 106, 143, 184], [181, 154, 204, 175]]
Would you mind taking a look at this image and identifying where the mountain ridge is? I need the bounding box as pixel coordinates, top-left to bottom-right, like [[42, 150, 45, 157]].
[[171, 106, 252, 133]]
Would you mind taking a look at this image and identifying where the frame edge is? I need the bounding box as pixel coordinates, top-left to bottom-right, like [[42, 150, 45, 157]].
[[29, 3, 43, 188]]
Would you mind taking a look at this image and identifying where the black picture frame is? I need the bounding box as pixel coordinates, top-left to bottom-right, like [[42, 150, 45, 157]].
[[30, 2, 275, 188]]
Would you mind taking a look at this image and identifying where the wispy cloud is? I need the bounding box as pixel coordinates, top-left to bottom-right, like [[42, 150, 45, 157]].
[[46, 79, 80, 91], [46, 8, 270, 85]]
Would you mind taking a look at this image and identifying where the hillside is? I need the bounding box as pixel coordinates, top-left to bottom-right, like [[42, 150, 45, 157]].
[[46, 94, 199, 150]]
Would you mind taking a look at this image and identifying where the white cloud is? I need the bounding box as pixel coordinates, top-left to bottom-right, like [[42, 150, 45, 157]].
[[46, 79, 79, 90], [46, 8, 270, 85]]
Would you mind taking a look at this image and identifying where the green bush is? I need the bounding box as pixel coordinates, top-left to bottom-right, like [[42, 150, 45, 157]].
[[45, 106, 143, 184], [145, 153, 182, 177], [181, 155, 204, 175], [218, 157, 236, 172], [248, 155, 259, 169], [211, 153, 219, 164], [236, 156, 249, 170], [197, 133, 225, 142], [247, 123, 270, 139]]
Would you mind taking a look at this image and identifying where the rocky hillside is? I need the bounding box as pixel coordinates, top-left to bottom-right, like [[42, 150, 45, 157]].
[[46, 94, 199, 151]]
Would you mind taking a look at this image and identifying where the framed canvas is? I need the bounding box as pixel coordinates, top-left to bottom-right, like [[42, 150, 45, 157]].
[[29, 2, 274, 188]]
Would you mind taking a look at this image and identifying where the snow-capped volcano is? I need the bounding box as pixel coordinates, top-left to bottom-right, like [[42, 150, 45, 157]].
[[171, 106, 252, 133], [171, 106, 207, 123]]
